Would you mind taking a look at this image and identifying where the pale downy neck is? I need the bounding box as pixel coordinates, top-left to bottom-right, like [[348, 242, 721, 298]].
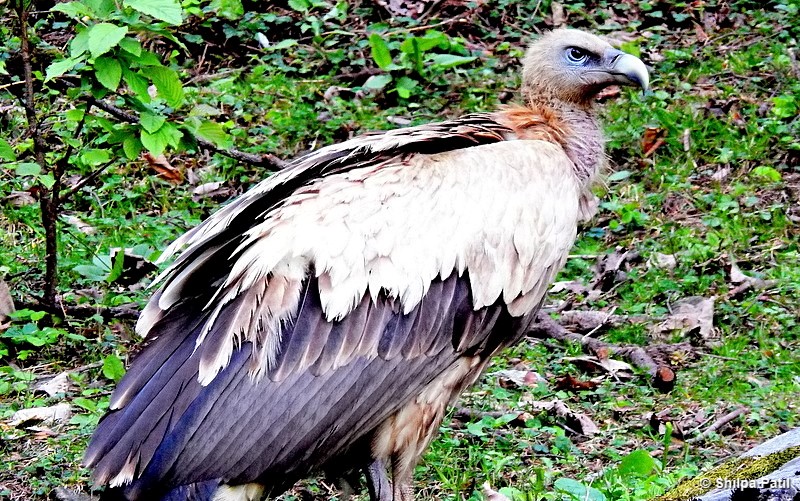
[[524, 90, 607, 188]]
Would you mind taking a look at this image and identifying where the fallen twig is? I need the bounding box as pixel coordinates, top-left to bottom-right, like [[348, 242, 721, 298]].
[[529, 312, 677, 392], [687, 406, 748, 443]]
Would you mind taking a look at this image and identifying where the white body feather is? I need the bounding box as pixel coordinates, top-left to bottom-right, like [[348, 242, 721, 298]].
[[142, 139, 582, 385]]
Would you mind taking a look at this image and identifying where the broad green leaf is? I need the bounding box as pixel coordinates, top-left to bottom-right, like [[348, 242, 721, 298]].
[[363, 74, 392, 90], [0, 138, 16, 161], [16, 162, 41, 176], [140, 124, 182, 156], [74, 264, 107, 281], [102, 354, 126, 382], [106, 249, 126, 283], [137, 50, 163, 67], [395, 76, 417, 98], [80, 149, 111, 166], [122, 68, 150, 102], [51, 1, 93, 19], [70, 28, 91, 57], [140, 128, 168, 156], [400, 37, 423, 73], [94, 56, 122, 90], [84, 0, 116, 18], [271, 39, 297, 50], [118, 37, 142, 56], [38, 173, 56, 189], [139, 112, 166, 134], [417, 30, 449, 51], [144, 66, 184, 108], [87, 23, 128, 59], [194, 120, 230, 148], [160, 122, 184, 148], [209, 0, 243, 19], [368, 34, 393, 70], [123, 0, 183, 24], [607, 170, 632, 182], [618, 449, 657, 476], [122, 135, 143, 159], [772, 94, 797, 119], [427, 53, 476, 68], [554, 478, 606, 501], [45, 56, 83, 81], [751, 165, 782, 182], [287, 0, 311, 11], [66, 108, 85, 122]]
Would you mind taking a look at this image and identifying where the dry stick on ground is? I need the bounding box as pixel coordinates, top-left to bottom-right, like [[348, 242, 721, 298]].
[[529, 312, 677, 391], [687, 406, 748, 444], [87, 98, 288, 170]]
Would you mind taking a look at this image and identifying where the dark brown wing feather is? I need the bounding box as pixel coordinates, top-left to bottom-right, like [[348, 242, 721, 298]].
[[88, 273, 532, 500]]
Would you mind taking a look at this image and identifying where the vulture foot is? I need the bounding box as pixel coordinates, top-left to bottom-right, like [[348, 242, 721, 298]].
[[366, 459, 392, 501]]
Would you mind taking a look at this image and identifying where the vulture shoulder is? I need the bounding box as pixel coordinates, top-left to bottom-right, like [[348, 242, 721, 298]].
[[85, 112, 587, 498]]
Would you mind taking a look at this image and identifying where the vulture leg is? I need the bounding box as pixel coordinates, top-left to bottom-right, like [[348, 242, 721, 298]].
[[365, 459, 392, 501], [390, 455, 415, 501]]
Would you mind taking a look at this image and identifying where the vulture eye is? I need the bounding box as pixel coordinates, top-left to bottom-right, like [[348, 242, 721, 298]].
[[565, 47, 590, 64]]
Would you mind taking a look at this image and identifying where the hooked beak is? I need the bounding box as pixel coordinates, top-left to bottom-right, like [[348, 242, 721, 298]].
[[602, 48, 649, 92]]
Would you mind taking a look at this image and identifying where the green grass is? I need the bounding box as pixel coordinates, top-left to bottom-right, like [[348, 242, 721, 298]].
[[1, 1, 799, 500]]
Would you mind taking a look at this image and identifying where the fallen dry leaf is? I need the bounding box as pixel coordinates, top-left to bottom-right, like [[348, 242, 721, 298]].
[[4, 190, 36, 206], [525, 398, 600, 436], [492, 369, 546, 389], [34, 372, 72, 398], [649, 252, 677, 271], [144, 152, 183, 184], [642, 127, 667, 157], [563, 355, 634, 377], [64, 214, 97, 235], [554, 374, 599, 392], [0, 280, 14, 322], [551, 2, 566, 27], [9, 403, 71, 427], [192, 181, 223, 196], [653, 296, 716, 340]]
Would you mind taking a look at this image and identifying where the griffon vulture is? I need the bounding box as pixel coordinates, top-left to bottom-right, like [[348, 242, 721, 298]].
[[85, 28, 649, 500]]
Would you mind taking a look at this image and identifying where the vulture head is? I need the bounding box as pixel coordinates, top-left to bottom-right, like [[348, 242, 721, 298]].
[[521, 29, 649, 106]]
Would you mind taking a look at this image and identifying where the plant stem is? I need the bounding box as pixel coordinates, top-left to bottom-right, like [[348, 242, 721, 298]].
[[15, 2, 59, 312]]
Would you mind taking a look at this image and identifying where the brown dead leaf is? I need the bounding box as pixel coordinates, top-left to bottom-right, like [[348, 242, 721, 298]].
[[642, 127, 667, 157], [653, 296, 716, 341], [563, 355, 633, 377], [526, 398, 600, 436], [0, 280, 14, 322], [5, 190, 36, 206], [551, 1, 566, 27], [695, 23, 709, 44], [144, 152, 183, 184], [492, 369, 546, 389], [554, 374, 599, 392]]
